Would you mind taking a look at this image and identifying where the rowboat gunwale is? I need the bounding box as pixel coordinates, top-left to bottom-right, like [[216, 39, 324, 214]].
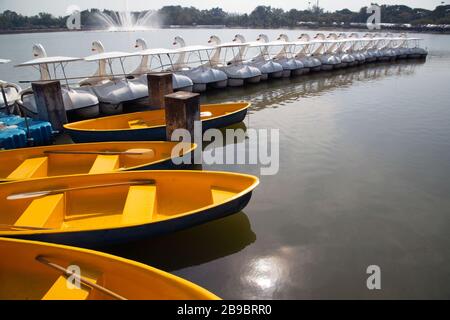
[[0, 237, 220, 300], [0, 170, 259, 237], [63, 102, 251, 132]]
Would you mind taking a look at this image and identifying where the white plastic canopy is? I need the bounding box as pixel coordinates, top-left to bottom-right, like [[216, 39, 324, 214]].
[[84, 51, 138, 61], [137, 48, 178, 56], [16, 56, 82, 67], [215, 42, 249, 48], [173, 45, 215, 53]]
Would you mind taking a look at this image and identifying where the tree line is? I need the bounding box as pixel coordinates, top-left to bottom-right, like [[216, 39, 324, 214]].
[[1, 4, 450, 31]]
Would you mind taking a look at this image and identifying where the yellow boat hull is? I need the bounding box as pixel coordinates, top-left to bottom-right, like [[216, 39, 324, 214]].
[[0, 238, 219, 300], [0, 171, 259, 246], [0, 141, 196, 182], [64, 102, 250, 143]]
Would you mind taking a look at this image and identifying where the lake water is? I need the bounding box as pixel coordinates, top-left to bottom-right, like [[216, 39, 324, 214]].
[[1, 29, 450, 299]]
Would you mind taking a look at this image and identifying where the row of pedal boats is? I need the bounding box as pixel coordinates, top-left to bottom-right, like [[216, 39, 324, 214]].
[[1, 32, 427, 119], [0, 102, 255, 300]]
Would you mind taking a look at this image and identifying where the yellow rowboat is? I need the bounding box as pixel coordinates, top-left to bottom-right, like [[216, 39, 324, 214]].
[[0, 238, 219, 300], [0, 171, 259, 246], [0, 141, 196, 182], [64, 102, 250, 143]]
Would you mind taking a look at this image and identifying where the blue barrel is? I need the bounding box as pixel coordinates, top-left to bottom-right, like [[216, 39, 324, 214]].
[[0, 127, 27, 150], [0, 114, 53, 146], [26, 120, 53, 145]]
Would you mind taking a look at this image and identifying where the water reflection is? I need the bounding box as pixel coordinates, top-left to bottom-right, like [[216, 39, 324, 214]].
[[202, 122, 248, 150], [101, 212, 255, 272], [240, 247, 294, 299], [201, 60, 425, 111]]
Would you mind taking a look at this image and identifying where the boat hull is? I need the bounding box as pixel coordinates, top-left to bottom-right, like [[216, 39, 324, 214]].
[[192, 83, 207, 92], [292, 68, 310, 76], [281, 70, 292, 78], [66, 108, 248, 143], [174, 85, 193, 92], [321, 64, 334, 71], [227, 78, 245, 87], [100, 102, 123, 115], [8, 190, 253, 247], [244, 75, 262, 84], [69, 104, 101, 119], [269, 71, 283, 79], [0, 238, 220, 300], [0, 141, 196, 182], [209, 80, 228, 89]]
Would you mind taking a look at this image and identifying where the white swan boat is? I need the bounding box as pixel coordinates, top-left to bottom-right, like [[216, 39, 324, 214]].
[[362, 35, 378, 62], [384, 33, 404, 59], [311, 34, 342, 70], [81, 41, 148, 115], [275, 34, 310, 75], [233, 34, 284, 80], [404, 37, 428, 59], [329, 33, 358, 67], [375, 35, 397, 62], [391, 35, 410, 59], [132, 38, 193, 92], [207, 35, 261, 87], [255, 34, 306, 77], [347, 33, 368, 64], [325, 34, 355, 68], [16, 44, 100, 119], [0, 59, 21, 113], [295, 34, 323, 72], [361, 34, 383, 62], [171, 36, 228, 92]]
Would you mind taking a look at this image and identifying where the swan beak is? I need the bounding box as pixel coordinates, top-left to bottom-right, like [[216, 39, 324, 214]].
[[172, 42, 177, 45], [91, 48, 95, 52], [134, 45, 139, 48]]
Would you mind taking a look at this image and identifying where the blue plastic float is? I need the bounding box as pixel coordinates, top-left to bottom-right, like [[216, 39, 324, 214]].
[[0, 113, 53, 150]]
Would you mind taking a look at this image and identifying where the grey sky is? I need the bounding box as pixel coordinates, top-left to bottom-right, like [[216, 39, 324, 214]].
[[0, 0, 445, 16]]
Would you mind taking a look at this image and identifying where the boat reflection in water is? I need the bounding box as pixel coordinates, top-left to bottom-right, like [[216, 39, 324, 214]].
[[201, 60, 425, 111], [101, 212, 256, 272]]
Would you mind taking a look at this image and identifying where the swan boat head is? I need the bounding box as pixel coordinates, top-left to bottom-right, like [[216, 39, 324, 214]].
[[133, 38, 150, 75], [31, 44, 50, 80]]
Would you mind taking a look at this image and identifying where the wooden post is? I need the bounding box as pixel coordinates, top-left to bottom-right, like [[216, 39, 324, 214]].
[[148, 73, 173, 109], [165, 91, 201, 165], [164, 91, 200, 142], [32, 81, 67, 131]]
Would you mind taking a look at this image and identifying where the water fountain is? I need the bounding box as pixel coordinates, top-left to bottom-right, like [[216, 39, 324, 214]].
[[94, 9, 161, 31]]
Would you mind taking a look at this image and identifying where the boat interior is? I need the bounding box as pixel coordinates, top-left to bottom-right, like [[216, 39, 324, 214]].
[[64, 103, 249, 131], [0, 142, 194, 180], [0, 171, 258, 233], [0, 238, 217, 300]]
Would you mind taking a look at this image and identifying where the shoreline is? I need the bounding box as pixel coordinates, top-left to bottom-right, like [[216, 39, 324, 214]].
[[1, 26, 450, 36]]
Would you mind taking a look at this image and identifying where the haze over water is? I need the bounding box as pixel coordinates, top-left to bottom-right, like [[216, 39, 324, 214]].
[[1, 29, 450, 299]]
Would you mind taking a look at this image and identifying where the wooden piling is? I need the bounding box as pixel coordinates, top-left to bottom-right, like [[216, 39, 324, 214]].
[[148, 73, 173, 109], [32, 81, 67, 131], [164, 91, 200, 142]]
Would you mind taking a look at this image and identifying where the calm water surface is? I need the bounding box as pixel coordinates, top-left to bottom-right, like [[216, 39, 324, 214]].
[[1, 29, 450, 299]]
